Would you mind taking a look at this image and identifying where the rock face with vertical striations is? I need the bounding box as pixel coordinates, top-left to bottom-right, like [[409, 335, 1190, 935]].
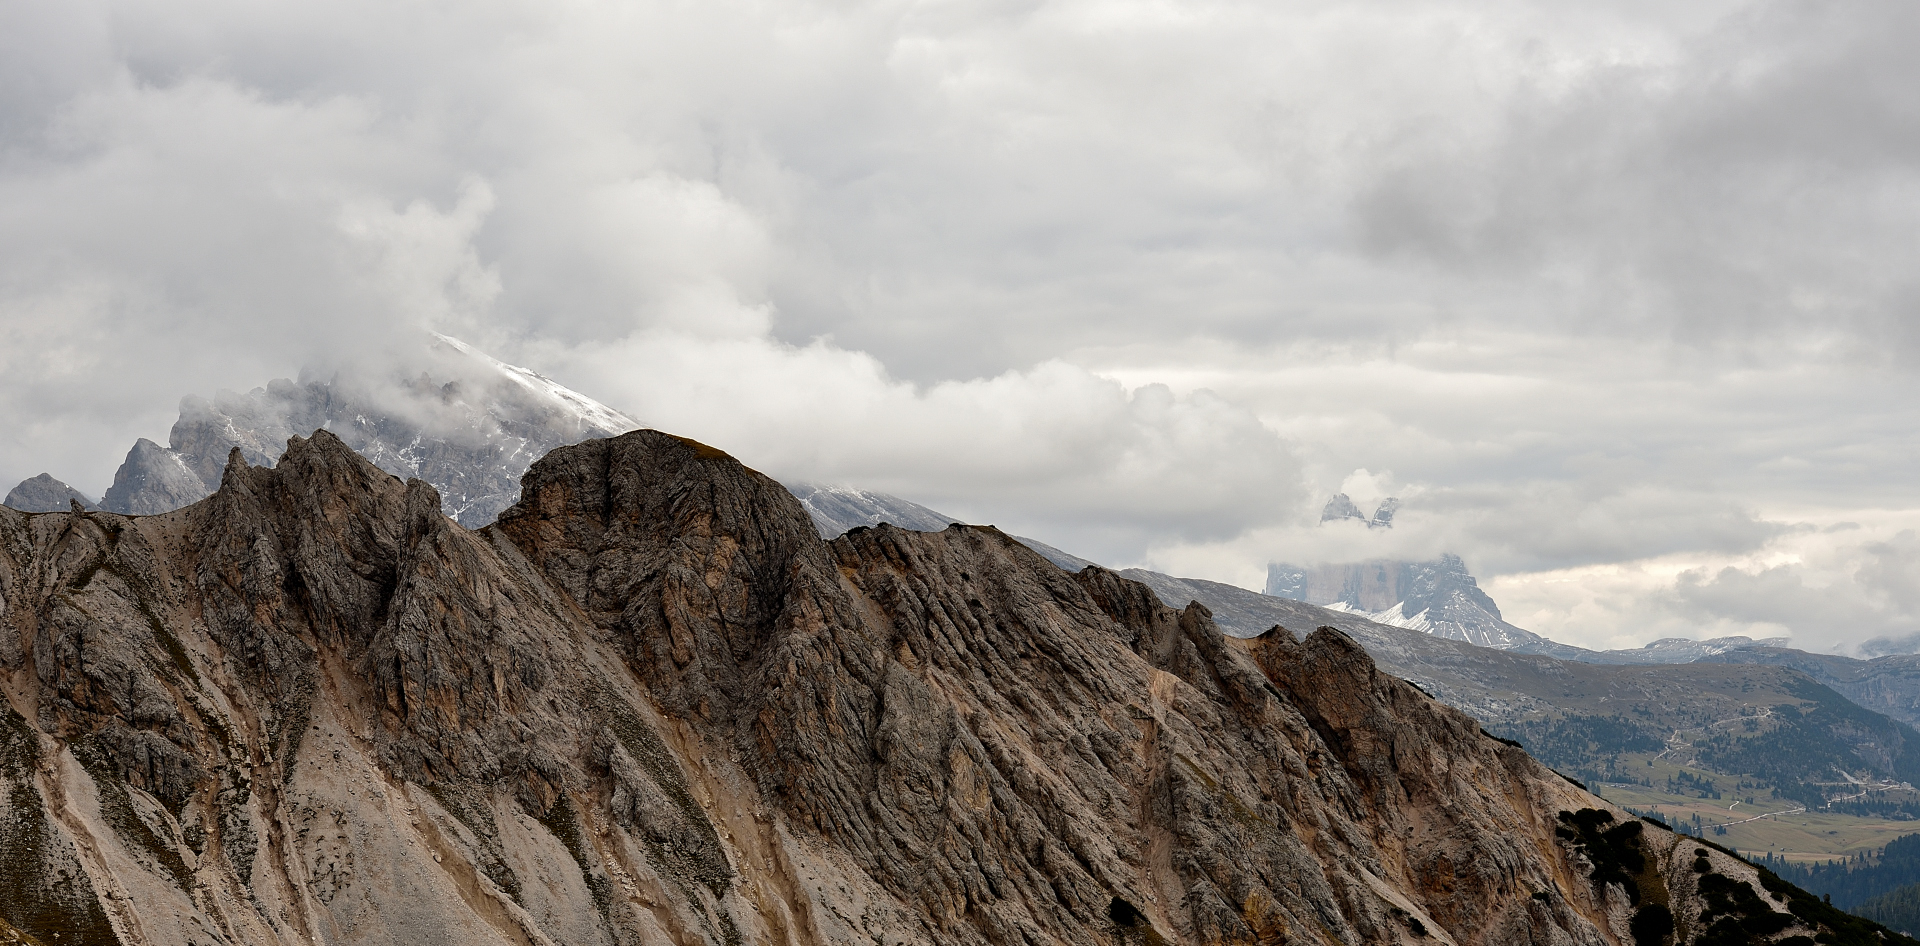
[[0, 428, 1900, 945]]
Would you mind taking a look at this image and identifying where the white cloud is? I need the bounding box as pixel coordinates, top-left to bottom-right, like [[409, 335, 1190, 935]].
[[1475, 515, 1920, 655], [337, 177, 502, 341], [530, 328, 1303, 559], [1, 0, 1918, 651]]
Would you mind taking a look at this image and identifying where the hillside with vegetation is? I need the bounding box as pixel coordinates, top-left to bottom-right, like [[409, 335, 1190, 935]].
[[1856, 883, 1920, 937], [1131, 569, 1920, 867], [1464, 663, 1920, 864], [1756, 832, 1920, 910]]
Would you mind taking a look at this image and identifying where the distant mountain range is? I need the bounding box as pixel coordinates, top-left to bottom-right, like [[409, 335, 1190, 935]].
[[1270, 494, 1577, 650], [781, 485, 1920, 789], [13, 341, 1920, 862], [0, 346, 1857, 676], [0, 346, 1873, 674], [1696, 647, 1920, 729], [1268, 552, 1551, 650], [1266, 495, 1791, 667], [2, 472, 94, 511]]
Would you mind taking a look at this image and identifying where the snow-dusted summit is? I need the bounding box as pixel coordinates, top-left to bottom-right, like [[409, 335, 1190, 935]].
[[80, 335, 638, 526], [1265, 545, 1783, 664], [1266, 554, 1556, 651], [787, 483, 960, 538]]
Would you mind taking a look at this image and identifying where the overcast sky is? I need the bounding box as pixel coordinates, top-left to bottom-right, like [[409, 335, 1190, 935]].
[[3, 0, 1918, 654]]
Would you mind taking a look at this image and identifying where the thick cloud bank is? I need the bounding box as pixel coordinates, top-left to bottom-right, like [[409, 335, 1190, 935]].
[[2, 0, 1919, 652]]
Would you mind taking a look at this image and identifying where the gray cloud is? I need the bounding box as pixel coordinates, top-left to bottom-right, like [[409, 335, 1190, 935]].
[[1661, 530, 1920, 655], [1, 0, 1917, 647], [1348, 2, 1920, 351]]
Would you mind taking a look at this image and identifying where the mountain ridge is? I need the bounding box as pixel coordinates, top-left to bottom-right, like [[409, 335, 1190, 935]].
[[0, 427, 1869, 944], [1266, 554, 1564, 651], [1696, 648, 1920, 729]]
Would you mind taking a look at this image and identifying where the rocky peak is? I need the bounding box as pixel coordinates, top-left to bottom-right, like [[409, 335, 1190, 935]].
[[1265, 563, 1309, 599], [1401, 552, 1502, 620], [2, 473, 94, 512], [1319, 492, 1365, 522], [100, 436, 212, 514], [495, 430, 844, 725], [1263, 554, 1560, 650], [1318, 493, 1398, 528]]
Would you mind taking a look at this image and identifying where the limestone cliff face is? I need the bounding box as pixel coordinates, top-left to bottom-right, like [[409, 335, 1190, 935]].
[[0, 429, 1867, 945]]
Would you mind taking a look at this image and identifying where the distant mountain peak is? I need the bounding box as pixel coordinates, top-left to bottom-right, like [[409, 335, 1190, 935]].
[[87, 334, 639, 526], [785, 482, 960, 538], [101, 438, 207, 515], [428, 332, 637, 434], [2, 472, 95, 512], [1319, 493, 1398, 528], [1263, 556, 1544, 650], [1320, 493, 1366, 522]]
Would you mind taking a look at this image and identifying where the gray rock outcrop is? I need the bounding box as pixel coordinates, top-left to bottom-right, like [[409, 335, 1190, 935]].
[[0, 427, 1855, 944], [2, 473, 94, 512], [1318, 493, 1395, 528], [99, 437, 214, 514]]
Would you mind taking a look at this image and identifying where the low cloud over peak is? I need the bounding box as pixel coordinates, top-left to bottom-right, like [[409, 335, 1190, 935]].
[[4, 0, 1920, 653]]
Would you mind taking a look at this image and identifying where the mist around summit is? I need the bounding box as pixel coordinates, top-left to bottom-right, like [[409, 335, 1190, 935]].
[[11, 325, 1920, 658], [12, 5, 1920, 944], [3, 0, 1920, 654]]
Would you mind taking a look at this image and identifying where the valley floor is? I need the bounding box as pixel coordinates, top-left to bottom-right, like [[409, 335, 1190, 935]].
[[1594, 779, 1920, 863]]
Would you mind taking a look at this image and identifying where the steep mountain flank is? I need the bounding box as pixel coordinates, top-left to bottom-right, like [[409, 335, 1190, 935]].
[[1125, 568, 1920, 852], [0, 429, 1888, 945]]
